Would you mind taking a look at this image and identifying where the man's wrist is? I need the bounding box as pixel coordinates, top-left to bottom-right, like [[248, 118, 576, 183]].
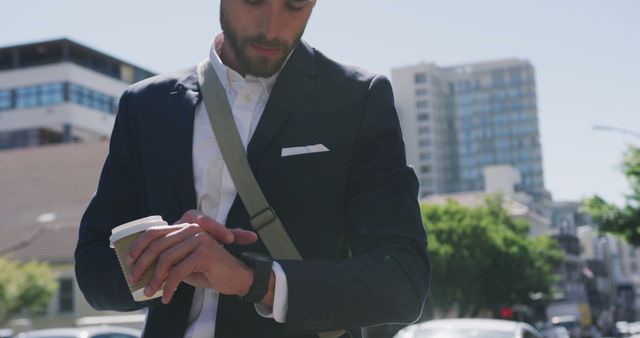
[[254, 262, 287, 323], [237, 267, 274, 304], [238, 252, 274, 304], [261, 270, 275, 305]]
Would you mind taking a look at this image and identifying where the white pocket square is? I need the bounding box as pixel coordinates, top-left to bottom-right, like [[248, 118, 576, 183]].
[[281, 144, 330, 157]]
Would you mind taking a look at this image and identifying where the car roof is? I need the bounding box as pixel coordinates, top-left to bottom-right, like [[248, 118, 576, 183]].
[[406, 318, 520, 332], [19, 325, 140, 337]]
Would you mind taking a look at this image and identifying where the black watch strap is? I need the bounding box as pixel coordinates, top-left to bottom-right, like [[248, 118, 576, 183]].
[[239, 252, 273, 303]]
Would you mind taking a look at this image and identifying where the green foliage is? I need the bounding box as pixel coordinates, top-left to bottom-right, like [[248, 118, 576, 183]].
[[422, 196, 563, 317], [583, 146, 640, 245], [0, 257, 57, 325]]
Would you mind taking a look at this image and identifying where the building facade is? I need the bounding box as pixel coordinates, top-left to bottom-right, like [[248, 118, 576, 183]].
[[0, 38, 154, 332], [391, 59, 546, 204], [0, 38, 154, 150], [421, 164, 551, 237]]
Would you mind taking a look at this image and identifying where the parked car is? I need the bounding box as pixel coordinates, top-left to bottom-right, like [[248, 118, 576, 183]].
[[542, 326, 571, 338], [15, 325, 141, 338], [393, 318, 544, 338], [550, 315, 581, 338], [0, 328, 13, 338]]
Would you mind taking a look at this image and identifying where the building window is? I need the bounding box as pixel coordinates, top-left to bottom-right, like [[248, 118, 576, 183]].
[[419, 139, 431, 147], [420, 152, 432, 160], [417, 113, 429, 121], [414, 73, 427, 84], [509, 66, 523, 83], [134, 68, 154, 83], [415, 88, 428, 96], [420, 165, 431, 173], [58, 278, 74, 313], [418, 126, 430, 135], [69, 84, 116, 114], [15, 86, 40, 108], [70, 84, 89, 106], [9, 82, 117, 113], [40, 83, 65, 105], [0, 90, 11, 111], [492, 69, 506, 86], [456, 80, 473, 93], [112, 98, 119, 114], [416, 100, 429, 109]]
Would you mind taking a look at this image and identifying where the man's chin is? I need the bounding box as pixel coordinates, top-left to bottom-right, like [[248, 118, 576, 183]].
[[244, 58, 285, 78]]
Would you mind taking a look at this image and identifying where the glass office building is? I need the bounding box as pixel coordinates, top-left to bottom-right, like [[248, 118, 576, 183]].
[[392, 59, 547, 203]]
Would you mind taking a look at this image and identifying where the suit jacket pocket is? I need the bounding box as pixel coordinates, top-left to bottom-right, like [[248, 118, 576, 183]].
[[275, 147, 348, 171]]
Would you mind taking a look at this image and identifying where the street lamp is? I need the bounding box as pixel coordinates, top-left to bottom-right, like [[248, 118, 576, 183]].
[[593, 125, 640, 140]]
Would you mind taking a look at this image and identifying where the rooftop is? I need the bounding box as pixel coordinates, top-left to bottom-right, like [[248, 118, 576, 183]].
[[0, 38, 155, 84], [0, 141, 108, 263], [422, 191, 530, 217]]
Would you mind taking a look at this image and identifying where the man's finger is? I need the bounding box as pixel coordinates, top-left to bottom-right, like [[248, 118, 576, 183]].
[[176, 210, 235, 244], [229, 228, 258, 245], [127, 225, 183, 266], [144, 233, 214, 298], [129, 224, 203, 283], [161, 252, 205, 304], [175, 210, 258, 245], [174, 209, 203, 224]]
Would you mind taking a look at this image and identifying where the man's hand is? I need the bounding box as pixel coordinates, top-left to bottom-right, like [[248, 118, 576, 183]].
[[126, 210, 260, 304]]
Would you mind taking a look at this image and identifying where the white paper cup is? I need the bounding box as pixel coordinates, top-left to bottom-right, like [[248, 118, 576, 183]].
[[110, 216, 168, 301]]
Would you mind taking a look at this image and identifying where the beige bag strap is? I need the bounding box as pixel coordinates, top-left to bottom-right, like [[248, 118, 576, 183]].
[[196, 60, 347, 338], [197, 60, 301, 260]]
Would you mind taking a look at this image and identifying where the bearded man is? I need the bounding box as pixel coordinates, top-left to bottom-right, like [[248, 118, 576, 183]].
[[75, 1, 430, 337]]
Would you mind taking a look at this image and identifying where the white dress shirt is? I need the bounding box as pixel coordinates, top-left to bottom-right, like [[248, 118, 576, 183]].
[[183, 34, 289, 338]]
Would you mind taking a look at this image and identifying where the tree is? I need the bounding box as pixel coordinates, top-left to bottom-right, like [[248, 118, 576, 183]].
[[583, 146, 640, 245], [0, 257, 57, 325], [422, 196, 563, 318]]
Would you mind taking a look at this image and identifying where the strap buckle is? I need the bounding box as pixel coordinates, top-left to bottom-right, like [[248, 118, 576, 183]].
[[250, 207, 278, 231]]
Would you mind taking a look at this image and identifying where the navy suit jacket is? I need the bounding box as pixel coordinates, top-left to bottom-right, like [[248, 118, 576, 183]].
[[75, 41, 430, 338]]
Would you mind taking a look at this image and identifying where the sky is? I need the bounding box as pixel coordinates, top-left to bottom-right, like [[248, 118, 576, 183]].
[[2, 0, 639, 206]]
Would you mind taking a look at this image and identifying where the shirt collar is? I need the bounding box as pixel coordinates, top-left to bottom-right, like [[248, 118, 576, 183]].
[[208, 33, 283, 94]]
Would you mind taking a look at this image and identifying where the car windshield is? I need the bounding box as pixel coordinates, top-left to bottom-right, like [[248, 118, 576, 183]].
[[407, 329, 513, 338]]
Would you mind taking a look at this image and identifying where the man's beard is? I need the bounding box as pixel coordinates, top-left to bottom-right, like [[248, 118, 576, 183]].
[[220, 6, 303, 77]]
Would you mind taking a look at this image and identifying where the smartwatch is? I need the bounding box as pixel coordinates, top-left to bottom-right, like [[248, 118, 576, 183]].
[[238, 252, 273, 303]]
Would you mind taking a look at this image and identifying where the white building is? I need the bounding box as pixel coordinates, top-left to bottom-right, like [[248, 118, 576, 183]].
[[0, 38, 154, 150], [421, 164, 550, 237]]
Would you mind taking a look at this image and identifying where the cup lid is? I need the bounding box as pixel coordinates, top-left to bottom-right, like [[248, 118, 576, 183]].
[[109, 216, 167, 245]]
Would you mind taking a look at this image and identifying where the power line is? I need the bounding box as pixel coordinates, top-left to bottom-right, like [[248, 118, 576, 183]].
[[593, 125, 640, 139], [0, 221, 78, 255]]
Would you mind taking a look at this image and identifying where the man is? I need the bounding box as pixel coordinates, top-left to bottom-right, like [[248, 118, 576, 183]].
[[75, 0, 430, 337]]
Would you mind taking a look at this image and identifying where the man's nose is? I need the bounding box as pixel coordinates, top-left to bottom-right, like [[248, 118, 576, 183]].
[[257, 3, 283, 41]]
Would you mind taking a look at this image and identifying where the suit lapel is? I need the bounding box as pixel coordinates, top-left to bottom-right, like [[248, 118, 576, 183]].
[[247, 41, 317, 171], [167, 67, 200, 216], [165, 42, 316, 211]]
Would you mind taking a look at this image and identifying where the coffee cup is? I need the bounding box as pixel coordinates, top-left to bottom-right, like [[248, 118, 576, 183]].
[[110, 215, 168, 301]]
